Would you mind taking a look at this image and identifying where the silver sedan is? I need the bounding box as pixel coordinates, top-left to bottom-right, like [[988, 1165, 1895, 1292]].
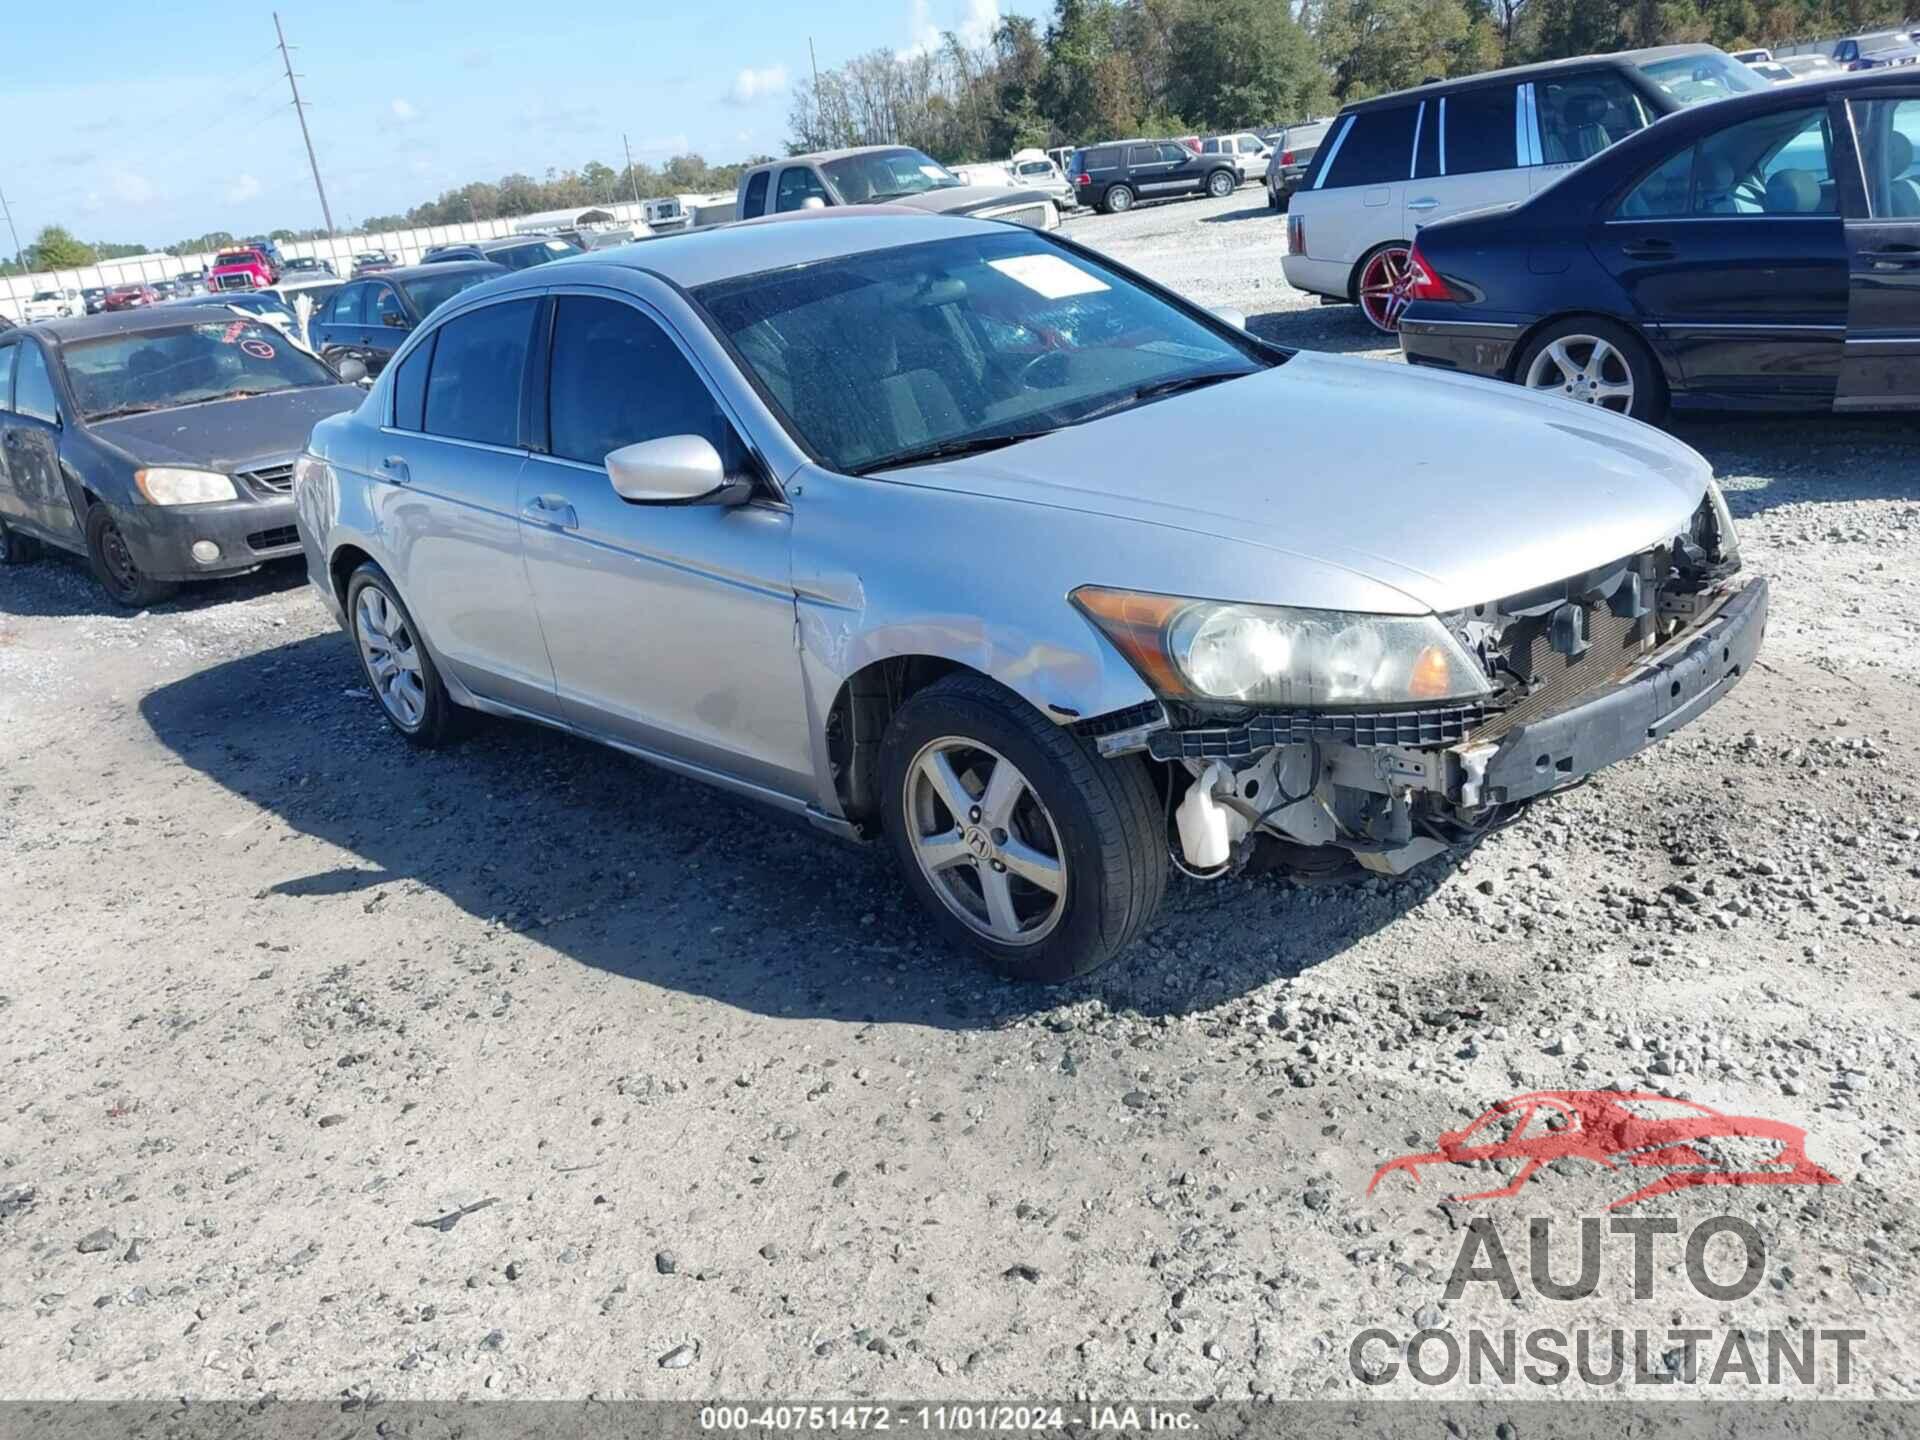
[[293, 211, 1763, 981]]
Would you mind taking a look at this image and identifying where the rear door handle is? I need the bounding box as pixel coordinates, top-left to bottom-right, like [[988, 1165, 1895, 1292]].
[[1622, 240, 1675, 259], [1407, 197, 1439, 211], [380, 455, 410, 484], [1863, 245, 1920, 265], [521, 494, 578, 530]]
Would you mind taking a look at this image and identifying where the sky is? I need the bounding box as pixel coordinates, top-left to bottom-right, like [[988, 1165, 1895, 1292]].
[[0, 0, 1047, 251]]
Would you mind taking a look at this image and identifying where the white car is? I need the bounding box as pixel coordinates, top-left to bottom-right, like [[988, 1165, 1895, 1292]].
[[1199, 132, 1272, 182], [22, 287, 85, 323], [1008, 148, 1078, 209], [1282, 44, 1765, 333]]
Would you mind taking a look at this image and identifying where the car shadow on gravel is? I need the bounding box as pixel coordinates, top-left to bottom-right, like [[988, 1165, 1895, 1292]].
[[1672, 416, 1920, 517], [1199, 201, 1280, 224], [140, 634, 1441, 1025], [0, 549, 306, 620], [1247, 307, 1393, 356]]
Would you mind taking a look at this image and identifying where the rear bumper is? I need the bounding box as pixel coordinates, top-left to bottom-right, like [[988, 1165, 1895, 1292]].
[[1281, 252, 1347, 301], [1459, 577, 1768, 807], [1399, 315, 1525, 378], [114, 495, 301, 581]]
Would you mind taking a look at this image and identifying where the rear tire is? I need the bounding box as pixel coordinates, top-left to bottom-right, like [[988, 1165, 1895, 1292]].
[[879, 673, 1166, 982], [0, 518, 42, 566], [1103, 184, 1135, 215], [1513, 317, 1668, 426], [1351, 241, 1415, 334], [84, 505, 177, 608], [345, 562, 465, 747], [1207, 169, 1236, 198]]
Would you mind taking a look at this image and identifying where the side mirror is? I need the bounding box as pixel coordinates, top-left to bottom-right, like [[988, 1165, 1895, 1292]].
[[334, 356, 369, 384], [1211, 305, 1249, 331], [606, 435, 750, 506]]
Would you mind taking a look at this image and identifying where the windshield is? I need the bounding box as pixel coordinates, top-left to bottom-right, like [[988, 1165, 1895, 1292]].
[[820, 148, 965, 202], [1638, 52, 1768, 105], [31, 291, 59, 302], [213, 252, 263, 269], [694, 230, 1269, 474], [395, 268, 500, 318], [64, 320, 337, 419]]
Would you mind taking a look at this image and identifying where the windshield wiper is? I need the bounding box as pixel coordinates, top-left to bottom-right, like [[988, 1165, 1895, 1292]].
[[1069, 369, 1252, 425], [87, 403, 172, 421], [852, 427, 1055, 475]]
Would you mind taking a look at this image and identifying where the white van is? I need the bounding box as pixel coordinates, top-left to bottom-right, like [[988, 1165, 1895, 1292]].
[[1281, 44, 1765, 332]]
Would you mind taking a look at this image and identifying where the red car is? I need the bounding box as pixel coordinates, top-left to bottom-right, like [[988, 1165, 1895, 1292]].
[[207, 246, 281, 293], [1369, 1090, 1840, 1210], [100, 284, 159, 311]]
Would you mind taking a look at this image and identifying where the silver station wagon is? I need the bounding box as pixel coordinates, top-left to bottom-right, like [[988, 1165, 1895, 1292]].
[[294, 210, 1764, 981]]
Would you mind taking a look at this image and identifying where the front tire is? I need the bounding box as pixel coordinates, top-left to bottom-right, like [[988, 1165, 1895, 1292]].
[[84, 505, 177, 608], [879, 673, 1166, 982], [345, 562, 464, 746], [1102, 184, 1135, 215], [1514, 317, 1668, 425]]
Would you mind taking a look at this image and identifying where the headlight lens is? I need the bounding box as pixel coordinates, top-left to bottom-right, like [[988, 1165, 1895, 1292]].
[[134, 467, 238, 505], [1074, 587, 1491, 707]]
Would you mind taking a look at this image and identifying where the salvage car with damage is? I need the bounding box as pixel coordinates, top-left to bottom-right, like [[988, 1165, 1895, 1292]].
[[294, 211, 1763, 981]]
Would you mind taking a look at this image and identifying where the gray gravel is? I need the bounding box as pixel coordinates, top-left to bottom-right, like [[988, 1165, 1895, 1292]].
[[1, 185, 1917, 1402]]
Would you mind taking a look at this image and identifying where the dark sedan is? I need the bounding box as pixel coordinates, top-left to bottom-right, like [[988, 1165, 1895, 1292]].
[[0, 312, 364, 605], [307, 261, 506, 377], [1399, 70, 1920, 424], [419, 234, 586, 269]]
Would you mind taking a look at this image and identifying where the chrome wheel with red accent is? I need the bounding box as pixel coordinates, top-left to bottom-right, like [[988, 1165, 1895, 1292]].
[[1355, 243, 1414, 334]]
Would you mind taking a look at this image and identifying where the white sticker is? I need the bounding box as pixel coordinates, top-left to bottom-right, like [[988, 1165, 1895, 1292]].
[[987, 255, 1110, 300], [919, 164, 949, 180]]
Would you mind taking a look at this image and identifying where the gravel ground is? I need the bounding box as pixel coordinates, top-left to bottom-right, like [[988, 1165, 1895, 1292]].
[[3, 187, 1918, 1405]]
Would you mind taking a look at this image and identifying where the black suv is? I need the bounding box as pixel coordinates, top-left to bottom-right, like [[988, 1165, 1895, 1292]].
[[1069, 140, 1239, 214]]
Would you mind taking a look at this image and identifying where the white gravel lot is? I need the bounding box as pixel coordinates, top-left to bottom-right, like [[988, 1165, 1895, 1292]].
[[2, 187, 1918, 1407]]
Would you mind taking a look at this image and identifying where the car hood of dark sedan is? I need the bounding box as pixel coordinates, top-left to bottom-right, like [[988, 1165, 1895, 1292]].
[[88, 384, 364, 471], [881, 351, 1714, 614]]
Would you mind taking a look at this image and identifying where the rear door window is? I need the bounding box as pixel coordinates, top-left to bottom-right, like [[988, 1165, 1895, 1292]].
[[1443, 85, 1520, 175], [422, 298, 537, 448], [741, 171, 770, 217], [1322, 104, 1418, 188]]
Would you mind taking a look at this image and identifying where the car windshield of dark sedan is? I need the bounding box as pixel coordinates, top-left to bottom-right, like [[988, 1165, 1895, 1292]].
[[394, 269, 499, 319], [63, 321, 339, 420], [820, 148, 966, 202], [695, 231, 1272, 474], [1638, 52, 1768, 104]]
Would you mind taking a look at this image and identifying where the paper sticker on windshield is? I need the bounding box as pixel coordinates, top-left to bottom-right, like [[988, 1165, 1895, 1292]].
[[240, 338, 277, 360], [988, 255, 1109, 300], [919, 165, 949, 180]]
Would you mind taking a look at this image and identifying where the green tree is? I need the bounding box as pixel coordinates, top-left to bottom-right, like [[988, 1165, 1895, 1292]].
[[1168, 0, 1332, 128], [27, 226, 96, 270]]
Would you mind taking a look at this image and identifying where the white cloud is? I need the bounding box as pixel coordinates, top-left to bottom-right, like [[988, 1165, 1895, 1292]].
[[226, 173, 262, 204], [389, 97, 420, 123], [725, 63, 789, 106], [904, 0, 998, 55], [109, 170, 155, 206]]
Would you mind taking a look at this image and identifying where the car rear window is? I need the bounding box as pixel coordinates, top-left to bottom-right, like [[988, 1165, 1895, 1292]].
[[1084, 147, 1120, 170], [1320, 104, 1418, 189]]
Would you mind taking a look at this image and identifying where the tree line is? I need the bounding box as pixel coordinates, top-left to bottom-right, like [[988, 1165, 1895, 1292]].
[[788, 0, 1911, 156]]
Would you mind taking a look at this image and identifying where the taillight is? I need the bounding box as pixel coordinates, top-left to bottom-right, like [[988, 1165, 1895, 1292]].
[[1281, 149, 1294, 166], [1405, 242, 1457, 303], [1287, 215, 1305, 256], [1075, 172, 1091, 186]]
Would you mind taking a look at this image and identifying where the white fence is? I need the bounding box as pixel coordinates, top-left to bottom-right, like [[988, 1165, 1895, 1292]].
[[0, 198, 728, 322]]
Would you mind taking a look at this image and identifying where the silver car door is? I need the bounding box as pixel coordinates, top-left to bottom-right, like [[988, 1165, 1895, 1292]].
[[375, 295, 560, 718], [516, 288, 810, 798]]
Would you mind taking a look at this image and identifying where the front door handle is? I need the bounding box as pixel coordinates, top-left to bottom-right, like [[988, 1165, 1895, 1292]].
[[380, 455, 410, 484], [521, 495, 578, 530], [1407, 197, 1439, 211], [1622, 240, 1675, 260]]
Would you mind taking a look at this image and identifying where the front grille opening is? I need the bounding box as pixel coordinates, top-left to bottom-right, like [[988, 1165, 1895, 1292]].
[[247, 526, 299, 552], [1470, 602, 1650, 745], [239, 464, 295, 495]]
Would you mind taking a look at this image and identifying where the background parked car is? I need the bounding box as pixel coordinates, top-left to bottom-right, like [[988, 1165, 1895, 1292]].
[[0, 311, 363, 605], [420, 234, 586, 269], [282, 256, 336, 279], [83, 287, 109, 315], [734, 146, 1060, 230], [209, 245, 281, 292], [1265, 117, 1336, 210], [1780, 53, 1842, 79], [1198, 132, 1272, 183], [1832, 31, 1920, 69], [1070, 139, 1240, 213], [23, 287, 86, 322], [101, 284, 159, 311], [1732, 46, 1774, 63], [351, 251, 397, 276], [1399, 69, 1920, 423], [1748, 59, 1799, 82], [1283, 44, 1765, 332], [307, 260, 505, 377]]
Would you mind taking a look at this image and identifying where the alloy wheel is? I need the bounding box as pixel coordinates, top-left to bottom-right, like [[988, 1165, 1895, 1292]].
[[904, 737, 1067, 947], [1523, 335, 1635, 414], [1357, 244, 1415, 333], [355, 585, 428, 728]]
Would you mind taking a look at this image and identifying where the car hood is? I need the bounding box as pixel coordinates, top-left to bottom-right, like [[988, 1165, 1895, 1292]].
[[88, 384, 365, 471], [878, 351, 1713, 614], [890, 184, 1052, 215]]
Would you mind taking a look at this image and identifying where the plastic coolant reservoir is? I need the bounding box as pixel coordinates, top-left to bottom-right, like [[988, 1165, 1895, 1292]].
[[1175, 762, 1242, 870]]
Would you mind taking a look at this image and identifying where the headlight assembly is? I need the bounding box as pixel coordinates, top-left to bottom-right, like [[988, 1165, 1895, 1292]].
[[1072, 587, 1491, 708], [133, 468, 238, 505]]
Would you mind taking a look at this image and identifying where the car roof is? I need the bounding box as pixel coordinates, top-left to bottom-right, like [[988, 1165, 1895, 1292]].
[[1341, 42, 1732, 111], [450, 210, 1012, 293], [761, 144, 932, 166], [15, 307, 280, 346], [359, 260, 506, 284]]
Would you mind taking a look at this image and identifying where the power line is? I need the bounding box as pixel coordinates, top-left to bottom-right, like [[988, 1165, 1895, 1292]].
[[275, 11, 335, 237], [0, 183, 22, 266]]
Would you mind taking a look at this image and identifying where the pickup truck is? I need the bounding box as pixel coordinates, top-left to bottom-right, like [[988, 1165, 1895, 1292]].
[[736, 145, 1059, 231], [22, 287, 86, 322], [208, 245, 283, 292]]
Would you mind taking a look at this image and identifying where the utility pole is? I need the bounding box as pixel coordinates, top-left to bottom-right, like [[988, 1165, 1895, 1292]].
[[622, 133, 643, 208], [275, 12, 336, 237], [809, 37, 822, 145], [0, 182, 22, 269]]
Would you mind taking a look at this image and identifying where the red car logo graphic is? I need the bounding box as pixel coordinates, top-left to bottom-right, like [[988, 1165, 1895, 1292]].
[[1368, 1090, 1840, 1210]]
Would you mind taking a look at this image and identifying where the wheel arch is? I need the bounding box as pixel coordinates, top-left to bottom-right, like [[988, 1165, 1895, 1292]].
[[1504, 308, 1675, 391], [1346, 239, 1413, 305]]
